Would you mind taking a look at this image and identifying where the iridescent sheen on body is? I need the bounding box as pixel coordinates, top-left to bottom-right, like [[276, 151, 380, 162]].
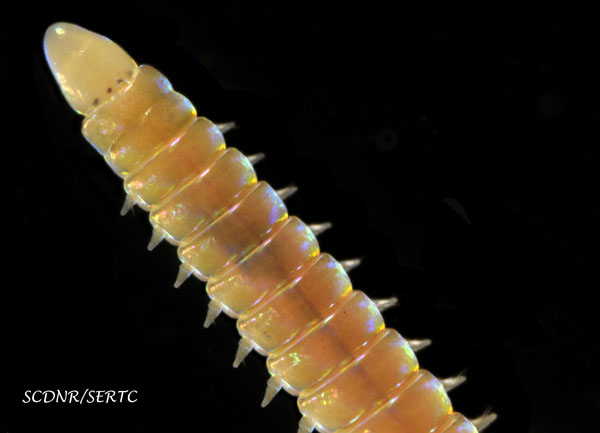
[[435, 413, 479, 433], [206, 216, 319, 318], [297, 329, 419, 432], [178, 181, 287, 280], [150, 148, 256, 245], [267, 291, 385, 394], [104, 89, 196, 177], [125, 116, 226, 210], [339, 370, 453, 433], [237, 253, 352, 354]]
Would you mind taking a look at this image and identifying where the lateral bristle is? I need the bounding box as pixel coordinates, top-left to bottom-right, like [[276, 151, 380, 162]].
[[233, 337, 253, 368], [120, 195, 136, 216], [407, 338, 432, 352], [247, 152, 266, 165], [340, 258, 362, 273], [204, 300, 222, 328], [147, 229, 165, 251], [276, 185, 298, 201], [261, 376, 283, 408], [215, 121, 236, 134], [471, 411, 498, 432], [373, 296, 399, 312], [440, 374, 467, 392], [297, 416, 316, 433], [309, 222, 333, 236], [173, 264, 192, 289]]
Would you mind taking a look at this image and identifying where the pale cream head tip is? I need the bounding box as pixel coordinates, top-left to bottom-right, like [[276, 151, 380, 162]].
[[44, 22, 138, 115]]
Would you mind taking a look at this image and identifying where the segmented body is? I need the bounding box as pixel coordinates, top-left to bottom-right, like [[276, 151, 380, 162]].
[[44, 23, 483, 433]]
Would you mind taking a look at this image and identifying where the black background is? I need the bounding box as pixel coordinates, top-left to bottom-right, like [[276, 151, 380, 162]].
[[3, 3, 600, 433]]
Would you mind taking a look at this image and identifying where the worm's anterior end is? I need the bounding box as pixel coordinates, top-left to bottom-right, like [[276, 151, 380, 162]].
[[44, 22, 137, 115]]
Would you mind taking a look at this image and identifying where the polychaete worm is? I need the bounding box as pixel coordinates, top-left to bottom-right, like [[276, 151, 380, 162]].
[[43, 22, 497, 433]]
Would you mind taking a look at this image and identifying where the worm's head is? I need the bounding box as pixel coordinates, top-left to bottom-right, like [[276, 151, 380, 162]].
[[44, 22, 137, 115]]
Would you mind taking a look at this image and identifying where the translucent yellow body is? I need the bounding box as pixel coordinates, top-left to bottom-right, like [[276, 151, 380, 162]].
[[44, 22, 481, 433]]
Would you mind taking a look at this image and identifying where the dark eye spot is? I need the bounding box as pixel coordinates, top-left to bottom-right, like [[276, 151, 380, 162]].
[[107, 87, 112, 93], [93, 98, 100, 106], [117, 78, 123, 84]]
